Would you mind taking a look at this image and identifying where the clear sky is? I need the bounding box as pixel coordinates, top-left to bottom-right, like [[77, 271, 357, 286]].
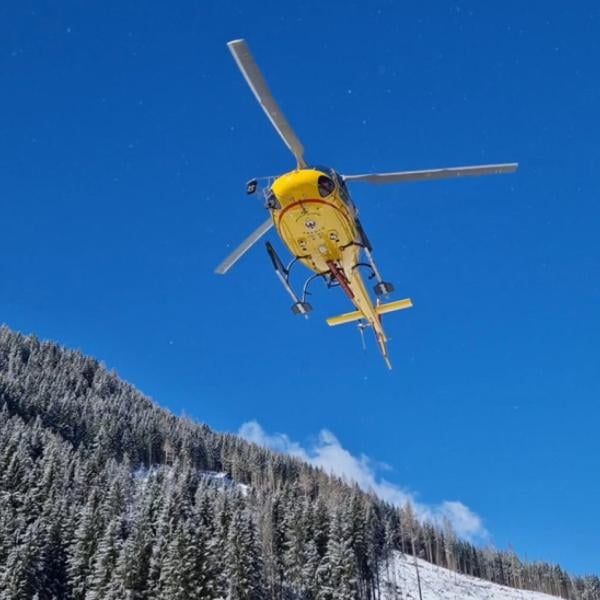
[[1, 0, 599, 575]]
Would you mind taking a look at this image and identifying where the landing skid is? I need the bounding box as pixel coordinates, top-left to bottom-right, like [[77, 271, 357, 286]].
[[266, 242, 312, 316], [266, 242, 331, 317]]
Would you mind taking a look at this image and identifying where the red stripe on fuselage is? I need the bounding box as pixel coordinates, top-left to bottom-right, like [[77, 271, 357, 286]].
[[277, 198, 353, 228], [327, 260, 354, 300]]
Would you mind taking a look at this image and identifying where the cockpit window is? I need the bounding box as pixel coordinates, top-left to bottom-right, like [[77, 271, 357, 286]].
[[318, 175, 335, 197]]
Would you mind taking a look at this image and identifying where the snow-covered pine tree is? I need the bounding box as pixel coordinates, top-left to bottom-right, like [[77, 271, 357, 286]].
[[156, 521, 197, 600], [224, 507, 264, 600], [324, 509, 359, 600], [67, 490, 101, 600], [0, 519, 44, 600], [282, 492, 307, 595], [85, 515, 123, 600]]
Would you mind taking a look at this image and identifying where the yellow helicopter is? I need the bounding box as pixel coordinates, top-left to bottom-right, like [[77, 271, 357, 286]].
[[216, 39, 517, 368]]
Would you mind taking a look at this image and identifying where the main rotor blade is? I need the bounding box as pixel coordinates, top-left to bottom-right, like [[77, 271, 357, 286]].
[[215, 218, 274, 275], [228, 39, 306, 168], [342, 162, 518, 185]]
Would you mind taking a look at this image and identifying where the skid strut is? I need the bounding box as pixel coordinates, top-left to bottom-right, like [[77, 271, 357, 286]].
[[364, 247, 395, 297], [355, 218, 394, 297], [266, 242, 312, 316]]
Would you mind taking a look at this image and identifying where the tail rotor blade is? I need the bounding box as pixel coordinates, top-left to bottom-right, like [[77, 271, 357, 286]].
[[227, 39, 306, 168], [342, 162, 518, 185], [215, 218, 274, 275]]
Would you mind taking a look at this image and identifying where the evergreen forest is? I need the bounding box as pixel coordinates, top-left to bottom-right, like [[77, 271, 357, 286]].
[[0, 326, 598, 599]]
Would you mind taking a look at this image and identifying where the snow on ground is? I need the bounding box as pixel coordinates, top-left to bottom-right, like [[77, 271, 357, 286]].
[[381, 552, 561, 600], [200, 470, 251, 496], [132, 467, 250, 495]]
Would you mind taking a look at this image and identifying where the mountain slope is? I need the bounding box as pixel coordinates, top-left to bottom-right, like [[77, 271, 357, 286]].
[[0, 325, 598, 599], [383, 553, 565, 600]]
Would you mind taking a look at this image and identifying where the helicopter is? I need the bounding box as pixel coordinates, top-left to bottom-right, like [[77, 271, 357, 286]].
[[216, 39, 517, 369]]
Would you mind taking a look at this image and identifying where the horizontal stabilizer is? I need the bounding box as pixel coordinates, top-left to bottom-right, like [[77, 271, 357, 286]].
[[326, 298, 413, 327]]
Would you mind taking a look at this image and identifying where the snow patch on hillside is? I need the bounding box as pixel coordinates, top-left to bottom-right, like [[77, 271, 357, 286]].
[[133, 466, 250, 496], [381, 552, 561, 600], [200, 470, 251, 496]]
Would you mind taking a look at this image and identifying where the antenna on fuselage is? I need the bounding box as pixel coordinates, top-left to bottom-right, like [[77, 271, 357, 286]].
[[358, 320, 369, 351]]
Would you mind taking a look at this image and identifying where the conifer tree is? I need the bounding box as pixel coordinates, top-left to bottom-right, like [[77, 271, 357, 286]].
[[157, 522, 193, 600], [85, 515, 123, 599], [282, 495, 307, 594], [224, 509, 264, 600], [67, 491, 100, 600], [303, 538, 321, 599], [0, 520, 44, 600], [322, 510, 358, 600], [112, 489, 156, 599]]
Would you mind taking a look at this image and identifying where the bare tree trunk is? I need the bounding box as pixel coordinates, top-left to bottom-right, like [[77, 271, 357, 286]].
[[411, 535, 423, 600]]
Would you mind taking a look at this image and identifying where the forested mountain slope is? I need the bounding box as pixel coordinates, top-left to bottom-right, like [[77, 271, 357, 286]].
[[0, 326, 598, 599]]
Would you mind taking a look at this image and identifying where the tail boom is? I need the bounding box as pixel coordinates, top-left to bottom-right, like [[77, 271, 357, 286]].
[[327, 254, 412, 368], [326, 297, 412, 369]]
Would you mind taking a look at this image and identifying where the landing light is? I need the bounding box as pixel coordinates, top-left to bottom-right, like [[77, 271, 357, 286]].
[[246, 179, 258, 195]]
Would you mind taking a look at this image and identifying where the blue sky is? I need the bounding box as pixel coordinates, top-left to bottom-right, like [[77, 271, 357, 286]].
[[1, 1, 599, 574]]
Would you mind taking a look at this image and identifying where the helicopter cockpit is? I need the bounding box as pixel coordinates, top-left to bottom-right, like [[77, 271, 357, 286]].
[[312, 165, 357, 213]]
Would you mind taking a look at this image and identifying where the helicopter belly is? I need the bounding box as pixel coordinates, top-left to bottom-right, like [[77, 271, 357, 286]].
[[276, 199, 356, 273]]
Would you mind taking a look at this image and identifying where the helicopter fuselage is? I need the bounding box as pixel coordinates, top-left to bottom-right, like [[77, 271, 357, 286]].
[[269, 167, 392, 354], [270, 167, 359, 274]]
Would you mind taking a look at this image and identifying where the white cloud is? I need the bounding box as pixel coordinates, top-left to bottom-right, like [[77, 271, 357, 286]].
[[238, 420, 488, 542], [238, 421, 310, 461], [438, 501, 486, 540]]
